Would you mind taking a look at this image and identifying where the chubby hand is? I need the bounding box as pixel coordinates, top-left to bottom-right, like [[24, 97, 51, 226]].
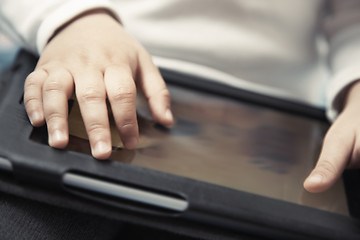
[[24, 10, 174, 159], [304, 81, 360, 192]]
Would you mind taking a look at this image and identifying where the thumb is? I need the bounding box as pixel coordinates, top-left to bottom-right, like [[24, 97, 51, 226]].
[[304, 160, 344, 193], [304, 127, 353, 193]]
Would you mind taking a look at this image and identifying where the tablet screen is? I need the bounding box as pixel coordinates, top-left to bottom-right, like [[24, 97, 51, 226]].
[[32, 83, 349, 216]]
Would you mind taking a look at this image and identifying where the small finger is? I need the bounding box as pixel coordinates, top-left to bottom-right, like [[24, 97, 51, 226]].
[[137, 50, 174, 126], [24, 69, 47, 126], [42, 69, 74, 148], [304, 127, 354, 193], [104, 65, 138, 149], [75, 70, 112, 159]]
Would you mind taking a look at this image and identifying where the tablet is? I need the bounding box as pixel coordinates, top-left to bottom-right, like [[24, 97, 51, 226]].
[[31, 78, 348, 216], [3, 50, 360, 239]]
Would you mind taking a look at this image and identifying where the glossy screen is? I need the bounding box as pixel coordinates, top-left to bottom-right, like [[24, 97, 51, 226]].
[[32, 83, 348, 216]]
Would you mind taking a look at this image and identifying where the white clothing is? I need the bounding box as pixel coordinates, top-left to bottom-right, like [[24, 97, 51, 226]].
[[1, 0, 360, 120]]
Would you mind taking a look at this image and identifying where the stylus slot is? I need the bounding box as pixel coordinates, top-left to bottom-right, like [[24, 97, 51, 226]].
[[62, 173, 188, 212], [0, 157, 12, 172]]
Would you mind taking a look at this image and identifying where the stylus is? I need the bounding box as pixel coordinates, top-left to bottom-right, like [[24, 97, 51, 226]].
[[62, 173, 188, 212], [0, 157, 12, 172]]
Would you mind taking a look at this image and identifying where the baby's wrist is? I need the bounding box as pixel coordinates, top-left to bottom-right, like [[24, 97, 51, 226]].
[[49, 8, 120, 43]]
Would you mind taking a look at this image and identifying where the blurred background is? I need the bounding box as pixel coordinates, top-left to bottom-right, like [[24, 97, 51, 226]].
[[0, 32, 19, 71]]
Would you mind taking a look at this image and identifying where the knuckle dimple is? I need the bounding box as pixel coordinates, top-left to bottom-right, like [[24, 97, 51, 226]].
[[119, 121, 137, 132], [25, 72, 44, 88], [86, 122, 107, 136], [78, 87, 105, 103], [109, 87, 136, 103], [109, 55, 126, 65], [24, 96, 40, 107], [46, 112, 66, 124], [24, 78, 36, 89], [43, 80, 63, 93]]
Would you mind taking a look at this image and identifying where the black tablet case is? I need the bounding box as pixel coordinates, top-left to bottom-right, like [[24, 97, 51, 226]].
[[1, 50, 360, 240]]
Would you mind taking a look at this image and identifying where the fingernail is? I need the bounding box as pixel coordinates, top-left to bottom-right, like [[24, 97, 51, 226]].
[[93, 141, 111, 158], [29, 111, 42, 125], [125, 137, 138, 149], [49, 130, 66, 146], [306, 174, 323, 184], [165, 109, 174, 122]]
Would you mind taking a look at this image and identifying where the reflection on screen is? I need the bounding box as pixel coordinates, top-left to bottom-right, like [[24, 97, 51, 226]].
[[34, 84, 348, 216]]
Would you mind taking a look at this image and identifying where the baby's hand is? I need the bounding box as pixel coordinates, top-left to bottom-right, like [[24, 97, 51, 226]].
[[24, 9, 174, 159], [304, 81, 360, 192]]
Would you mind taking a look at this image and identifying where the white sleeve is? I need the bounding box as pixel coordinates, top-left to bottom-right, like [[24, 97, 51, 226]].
[[0, 0, 120, 55], [326, 0, 360, 121]]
